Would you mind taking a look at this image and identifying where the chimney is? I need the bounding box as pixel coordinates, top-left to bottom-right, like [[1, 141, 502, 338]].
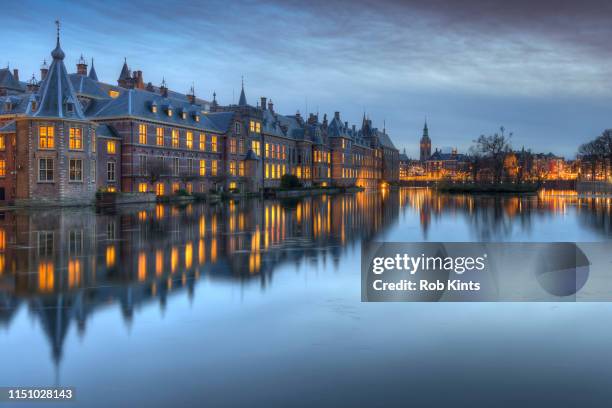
[[261, 97, 267, 110], [187, 84, 196, 104], [268, 100, 274, 113], [135, 71, 144, 89], [76, 55, 87, 76], [40, 60, 48, 81], [352, 124, 356, 133], [323, 113, 328, 126], [334, 111, 340, 120], [12, 69, 19, 82], [344, 121, 348, 129]]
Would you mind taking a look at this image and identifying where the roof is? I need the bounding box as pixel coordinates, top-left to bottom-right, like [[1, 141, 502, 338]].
[[89, 88, 223, 133], [238, 82, 247, 106], [88, 59, 98, 81], [95, 123, 120, 138], [428, 150, 468, 161], [32, 37, 86, 120], [0, 120, 16, 133], [118, 59, 130, 81], [374, 129, 396, 150], [69, 74, 107, 99], [0, 68, 23, 92]]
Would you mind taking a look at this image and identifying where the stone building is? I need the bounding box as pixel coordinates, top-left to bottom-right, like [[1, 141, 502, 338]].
[[0, 27, 400, 205]]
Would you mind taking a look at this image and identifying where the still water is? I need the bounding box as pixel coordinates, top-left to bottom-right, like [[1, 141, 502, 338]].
[[1, 188, 612, 407]]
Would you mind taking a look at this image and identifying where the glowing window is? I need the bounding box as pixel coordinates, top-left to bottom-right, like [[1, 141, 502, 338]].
[[211, 160, 218, 176], [107, 140, 117, 154], [0, 159, 5, 177], [172, 129, 179, 148], [0, 135, 5, 150], [199, 133, 205, 150], [199, 160, 206, 176], [39, 126, 55, 149], [138, 183, 148, 192], [186, 131, 193, 149], [108, 90, 120, 98], [139, 124, 147, 144], [211, 135, 218, 152], [156, 127, 164, 146]]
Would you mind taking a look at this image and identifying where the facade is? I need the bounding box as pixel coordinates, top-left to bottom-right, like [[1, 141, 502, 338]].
[[0, 31, 399, 205]]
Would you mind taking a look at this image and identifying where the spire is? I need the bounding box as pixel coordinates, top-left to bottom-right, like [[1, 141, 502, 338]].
[[118, 57, 130, 81], [88, 58, 98, 81], [238, 76, 247, 106], [33, 22, 85, 119], [51, 20, 65, 60], [423, 119, 429, 138]]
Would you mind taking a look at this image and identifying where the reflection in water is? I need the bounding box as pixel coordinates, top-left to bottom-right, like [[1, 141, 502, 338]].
[[1, 188, 611, 366]]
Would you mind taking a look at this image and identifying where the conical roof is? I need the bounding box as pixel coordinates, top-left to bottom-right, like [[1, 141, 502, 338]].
[[88, 58, 98, 81]]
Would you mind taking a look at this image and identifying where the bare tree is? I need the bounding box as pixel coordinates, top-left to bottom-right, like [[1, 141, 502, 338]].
[[147, 157, 170, 185], [472, 126, 513, 183]]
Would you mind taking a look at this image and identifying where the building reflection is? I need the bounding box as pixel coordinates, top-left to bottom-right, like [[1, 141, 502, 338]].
[[0, 190, 404, 365], [1, 187, 611, 365]]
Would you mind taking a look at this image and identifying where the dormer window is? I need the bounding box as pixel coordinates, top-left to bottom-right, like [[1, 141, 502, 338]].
[[31, 101, 37, 111], [151, 102, 158, 113], [194, 113, 200, 122], [167, 107, 173, 117], [66, 102, 74, 113], [181, 111, 187, 120]]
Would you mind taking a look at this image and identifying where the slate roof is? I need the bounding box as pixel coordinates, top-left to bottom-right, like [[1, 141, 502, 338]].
[[0, 68, 23, 92], [238, 82, 247, 106], [69, 74, 107, 99], [32, 37, 86, 120], [0, 120, 16, 133], [95, 123, 120, 138], [374, 129, 396, 150], [89, 88, 225, 133], [428, 150, 468, 161], [88, 58, 98, 81]]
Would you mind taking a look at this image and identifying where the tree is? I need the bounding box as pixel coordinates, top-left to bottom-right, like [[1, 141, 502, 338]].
[[578, 130, 612, 180], [472, 126, 513, 183], [147, 157, 170, 185]]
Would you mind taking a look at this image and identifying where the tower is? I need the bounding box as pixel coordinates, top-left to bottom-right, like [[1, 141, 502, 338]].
[[419, 121, 431, 162]]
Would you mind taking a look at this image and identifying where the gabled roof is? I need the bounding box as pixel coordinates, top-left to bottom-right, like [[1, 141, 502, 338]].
[[32, 36, 86, 120], [0, 68, 23, 92]]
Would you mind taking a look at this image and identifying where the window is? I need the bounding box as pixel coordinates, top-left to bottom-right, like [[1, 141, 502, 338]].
[[229, 182, 236, 190], [0, 159, 5, 177], [199, 159, 206, 176], [69, 128, 82, 150], [39, 126, 55, 149], [139, 155, 147, 176], [229, 138, 236, 154], [172, 182, 180, 193], [239, 162, 245, 177], [156, 127, 164, 146], [69, 159, 82, 181], [211, 160, 218, 176], [199, 133, 205, 150], [211, 135, 218, 152], [156, 183, 164, 196], [173, 157, 179, 175], [92, 159, 96, 181], [235, 122, 241, 134], [139, 124, 147, 144], [187, 158, 194, 174], [107, 140, 116, 154], [39, 158, 54, 181], [108, 90, 120, 98], [181, 111, 187, 120], [91, 129, 96, 153], [186, 132, 193, 149], [152, 104, 158, 113], [172, 130, 179, 148], [0, 135, 5, 150], [250, 120, 260, 133], [282, 165, 286, 176], [138, 183, 148, 192], [107, 161, 116, 181], [282, 145, 286, 160], [265, 164, 270, 179], [229, 161, 236, 176], [251, 140, 261, 156], [239, 139, 244, 154], [265, 143, 270, 158]]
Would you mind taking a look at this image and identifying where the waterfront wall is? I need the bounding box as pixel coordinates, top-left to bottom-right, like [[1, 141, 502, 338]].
[[577, 181, 612, 194]]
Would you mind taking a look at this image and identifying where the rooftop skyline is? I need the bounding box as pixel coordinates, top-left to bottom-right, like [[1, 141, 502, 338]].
[[2, 0, 611, 158]]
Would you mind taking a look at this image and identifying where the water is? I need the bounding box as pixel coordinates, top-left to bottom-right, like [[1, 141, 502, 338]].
[[1, 188, 612, 407]]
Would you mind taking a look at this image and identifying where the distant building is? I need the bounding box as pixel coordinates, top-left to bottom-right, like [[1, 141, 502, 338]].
[[419, 121, 431, 162], [425, 148, 470, 179]]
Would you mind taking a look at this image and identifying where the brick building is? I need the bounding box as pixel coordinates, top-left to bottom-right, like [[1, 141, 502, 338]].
[[0, 28, 400, 205]]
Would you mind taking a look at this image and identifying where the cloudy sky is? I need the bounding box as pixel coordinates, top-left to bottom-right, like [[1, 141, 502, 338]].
[[2, 0, 611, 158]]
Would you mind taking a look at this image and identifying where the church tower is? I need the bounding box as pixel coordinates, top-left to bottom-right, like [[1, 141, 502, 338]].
[[419, 121, 431, 162]]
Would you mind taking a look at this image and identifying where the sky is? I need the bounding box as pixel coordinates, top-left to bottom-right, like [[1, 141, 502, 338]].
[[2, 0, 611, 158]]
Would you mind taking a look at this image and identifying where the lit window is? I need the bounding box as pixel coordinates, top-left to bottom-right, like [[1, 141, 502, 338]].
[[199, 133, 205, 150], [181, 111, 187, 120], [256, 122, 261, 133], [229, 182, 236, 190], [39, 126, 55, 149], [239, 162, 245, 177], [172, 129, 179, 148], [265, 163, 269, 179], [211, 160, 218, 176], [69, 159, 82, 181], [106, 186, 117, 192], [229, 138, 236, 154], [39, 158, 54, 181], [108, 90, 120, 98], [0, 159, 5, 177], [265, 143, 270, 158], [69, 128, 82, 150], [107, 161, 116, 181], [172, 182, 180, 193], [168, 108, 173, 117], [211, 135, 218, 152], [92, 129, 96, 153], [195, 115, 200, 122], [250, 120, 255, 132], [138, 183, 148, 192], [251, 140, 261, 156], [156, 127, 164, 146], [230, 161, 236, 176], [139, 124, 147, 144], [152, 104, 158, 113], [0, 135, 5, 150], [199, 160, 206, 176], [107, 140, 117, 154], [156, 183, 165, 196], [186, 132, 193, 149]]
